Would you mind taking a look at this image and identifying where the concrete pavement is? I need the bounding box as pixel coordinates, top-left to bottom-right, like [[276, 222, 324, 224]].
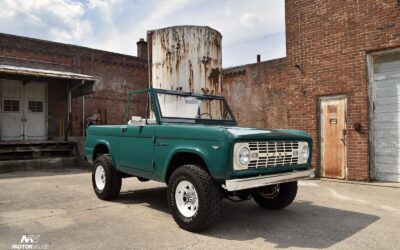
[[0, 169, 399, 249]]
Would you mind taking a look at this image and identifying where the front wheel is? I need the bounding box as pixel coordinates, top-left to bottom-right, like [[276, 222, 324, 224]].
[[253, 181, 298, 210], [167, 165, 222, 232]]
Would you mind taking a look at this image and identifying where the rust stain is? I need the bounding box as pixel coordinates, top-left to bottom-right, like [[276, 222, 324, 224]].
[[208, 67, 220, 95], [188, 60, 193, 92], [150, 26, 222, 95]]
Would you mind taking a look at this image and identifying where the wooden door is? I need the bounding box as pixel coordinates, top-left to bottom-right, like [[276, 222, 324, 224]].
[[320, 96, 347, 179]]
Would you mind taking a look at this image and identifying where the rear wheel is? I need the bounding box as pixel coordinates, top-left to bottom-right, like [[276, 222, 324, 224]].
[[167, 164, 222, 232], [92, 155, 122, 200], [253, 181, 298, 210]]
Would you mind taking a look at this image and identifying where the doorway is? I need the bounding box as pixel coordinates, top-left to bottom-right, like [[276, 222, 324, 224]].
[[0, 79, 47, 141], [319, 95, 347, 179]]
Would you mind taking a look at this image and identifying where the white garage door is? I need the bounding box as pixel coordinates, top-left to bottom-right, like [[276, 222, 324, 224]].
[[0, 79, 23, 141], [0, 80, 47, 141], [25, 82, 47, 140], [373, 54, 400, 182]]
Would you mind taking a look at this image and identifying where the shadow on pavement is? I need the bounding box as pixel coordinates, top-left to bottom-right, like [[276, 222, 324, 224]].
[[117, 187, 379, 249], [0, 168, 89, 179]]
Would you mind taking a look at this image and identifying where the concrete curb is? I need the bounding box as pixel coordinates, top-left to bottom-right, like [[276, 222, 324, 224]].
[[315, 178, 400, 189], [0, 157, 89, 173]]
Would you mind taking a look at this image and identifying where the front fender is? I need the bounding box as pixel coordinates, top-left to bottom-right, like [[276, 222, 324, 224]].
[[87, 139, 117, 166], [159, 143, 227, 182]]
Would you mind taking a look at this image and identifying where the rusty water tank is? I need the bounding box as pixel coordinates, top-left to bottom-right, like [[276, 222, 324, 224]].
[[147, 26, 222, 95]]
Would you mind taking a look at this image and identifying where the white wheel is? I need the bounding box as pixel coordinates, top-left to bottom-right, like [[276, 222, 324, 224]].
[[168, 165, 222, 231], [95, 165, 106, 191], [175, 180, 199, 217]]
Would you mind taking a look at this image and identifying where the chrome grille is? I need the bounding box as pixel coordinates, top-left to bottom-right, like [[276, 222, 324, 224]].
[[248, 141, 299, 168]]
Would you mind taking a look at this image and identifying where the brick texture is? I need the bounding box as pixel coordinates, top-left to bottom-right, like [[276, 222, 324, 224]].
[[223, 0, 400, 181], [0, 33, 148, 138]]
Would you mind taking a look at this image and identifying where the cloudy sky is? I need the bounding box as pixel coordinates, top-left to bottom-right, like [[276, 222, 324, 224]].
[[0, 0, 285, 67]]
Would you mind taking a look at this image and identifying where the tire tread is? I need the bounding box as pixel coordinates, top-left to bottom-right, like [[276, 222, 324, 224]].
[[253, 181, 297, 210], [168, 164, 222, 231], [92, 155, 122, 200]]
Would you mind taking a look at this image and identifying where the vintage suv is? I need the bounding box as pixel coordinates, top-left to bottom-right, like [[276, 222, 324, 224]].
[[85, 88, 314, 232]]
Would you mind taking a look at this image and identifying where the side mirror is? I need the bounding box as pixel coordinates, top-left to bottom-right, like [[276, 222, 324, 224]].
[[128, 116, 145, 126]]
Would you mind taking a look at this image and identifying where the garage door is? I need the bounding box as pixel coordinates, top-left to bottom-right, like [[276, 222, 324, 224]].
[[373, 54, 400, 182], [0, 79, 23, 141], [0, 79, 47, 141]]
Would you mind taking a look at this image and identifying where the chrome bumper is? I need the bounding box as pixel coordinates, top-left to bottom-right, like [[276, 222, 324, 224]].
[[224, 169, 315, 192]]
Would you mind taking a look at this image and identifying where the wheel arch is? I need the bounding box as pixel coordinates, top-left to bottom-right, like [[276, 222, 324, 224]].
[[93, 141, 113, 163], [164, 150, 211, 184]]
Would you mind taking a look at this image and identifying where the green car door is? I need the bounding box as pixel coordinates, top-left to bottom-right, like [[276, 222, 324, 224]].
[[119, 124, 156, 174]]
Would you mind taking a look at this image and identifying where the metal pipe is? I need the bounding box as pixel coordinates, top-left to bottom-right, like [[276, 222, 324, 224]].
[[82, 96, 85, 137], [65, 82, 72, 141]]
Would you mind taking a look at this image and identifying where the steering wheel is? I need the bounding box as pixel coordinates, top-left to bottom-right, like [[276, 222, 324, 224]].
[[199, 112, 213, 119]]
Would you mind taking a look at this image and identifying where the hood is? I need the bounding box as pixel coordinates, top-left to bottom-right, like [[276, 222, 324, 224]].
[[157, 124, 311, 142], [225, 127, 311, 141]]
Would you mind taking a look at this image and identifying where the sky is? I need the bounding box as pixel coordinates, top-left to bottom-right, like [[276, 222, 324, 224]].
[[0, 0, 286, 67]]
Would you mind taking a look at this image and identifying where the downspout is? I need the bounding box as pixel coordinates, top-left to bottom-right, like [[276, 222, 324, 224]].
[[66, 80, 85, 141], [82, 96, 85, 137], [65, 82, 72, 141]]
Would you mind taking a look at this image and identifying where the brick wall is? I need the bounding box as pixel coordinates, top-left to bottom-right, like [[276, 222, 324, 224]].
[[223, 58, 288, 129], [48, 80, 68, 139], [223, 0, 400, 181], [0, 33, 148, 137]]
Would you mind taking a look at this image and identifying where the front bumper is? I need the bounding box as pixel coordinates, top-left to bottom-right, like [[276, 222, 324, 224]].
[[224, 169, 315, 192]]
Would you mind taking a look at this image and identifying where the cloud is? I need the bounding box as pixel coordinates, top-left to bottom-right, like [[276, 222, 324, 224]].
[[87, 0, 123, 23], [0, 0, 92, 42], [240, 12, 263, 28], [0, 0, 286, 66]]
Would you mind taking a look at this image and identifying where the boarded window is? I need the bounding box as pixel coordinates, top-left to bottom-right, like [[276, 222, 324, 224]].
[[28, 101, 43, 113], [3, 99, 20, 112]]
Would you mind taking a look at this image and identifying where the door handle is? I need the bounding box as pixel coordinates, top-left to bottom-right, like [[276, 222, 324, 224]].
[[156, 139, 168, 147], [121, 126, 127, 132]]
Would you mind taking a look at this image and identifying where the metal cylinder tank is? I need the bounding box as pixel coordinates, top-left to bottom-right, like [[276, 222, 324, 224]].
[[148, 26, 222, 95]]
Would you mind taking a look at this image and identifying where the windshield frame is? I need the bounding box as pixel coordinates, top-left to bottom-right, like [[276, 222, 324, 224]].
[[154, 88, 237, 125]]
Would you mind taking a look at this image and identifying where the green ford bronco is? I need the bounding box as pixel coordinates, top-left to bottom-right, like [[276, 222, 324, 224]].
[[85, 88, 314, 231]]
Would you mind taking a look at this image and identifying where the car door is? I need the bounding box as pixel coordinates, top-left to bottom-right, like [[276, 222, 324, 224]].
[[119, 124, 156, 173]]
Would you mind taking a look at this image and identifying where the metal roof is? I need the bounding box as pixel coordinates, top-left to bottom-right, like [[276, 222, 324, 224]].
[[0, 65, 97, 81]]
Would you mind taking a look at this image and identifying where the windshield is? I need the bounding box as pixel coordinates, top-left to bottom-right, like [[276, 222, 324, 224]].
[[156, 92, 235, 121]]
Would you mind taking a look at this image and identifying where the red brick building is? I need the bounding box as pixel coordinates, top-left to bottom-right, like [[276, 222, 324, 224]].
[[2, 1, 399, 182], [0, 33, 148, 164], [224, 0, 400, 182]]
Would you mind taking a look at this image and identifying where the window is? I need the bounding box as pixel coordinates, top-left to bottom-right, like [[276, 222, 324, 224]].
[[28, 101, 44, 113], [126, 91, 155, 125], [156, 93, 234, 121], [3, 99, 20, 112]]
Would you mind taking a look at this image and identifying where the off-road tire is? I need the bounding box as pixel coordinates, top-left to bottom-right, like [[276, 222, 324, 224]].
[[167, 164, 222, 232], [253, 181, 298, 210], [92, 155, 122, 200]]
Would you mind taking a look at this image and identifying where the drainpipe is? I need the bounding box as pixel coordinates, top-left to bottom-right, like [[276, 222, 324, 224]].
[[65, 82, 72, 141], [66, 80, 85, 141], [82, 96, 85, 137]]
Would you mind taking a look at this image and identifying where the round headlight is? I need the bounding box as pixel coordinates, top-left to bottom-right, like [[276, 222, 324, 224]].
[[239, 147, 250, 165], [301, 145, 309, 160]]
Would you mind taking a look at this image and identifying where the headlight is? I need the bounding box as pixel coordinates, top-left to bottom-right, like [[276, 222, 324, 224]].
[[301, 145, 309, 160], [239, 147, 250, 165]]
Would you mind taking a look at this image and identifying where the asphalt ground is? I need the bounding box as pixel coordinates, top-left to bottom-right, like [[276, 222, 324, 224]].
[[0, 169, 399, 250]]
